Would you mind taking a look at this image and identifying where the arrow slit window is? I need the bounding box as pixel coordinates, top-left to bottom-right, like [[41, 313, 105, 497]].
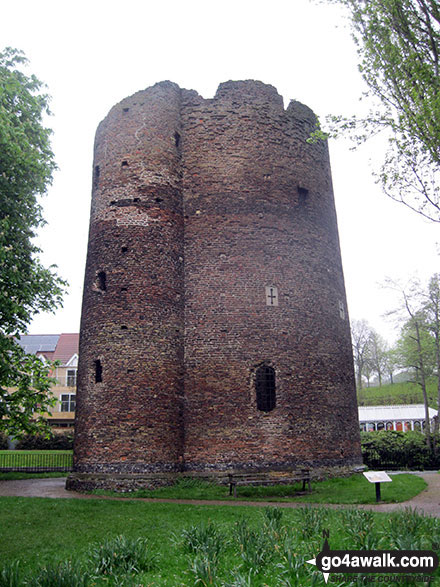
[[255, 366, 276, 412]]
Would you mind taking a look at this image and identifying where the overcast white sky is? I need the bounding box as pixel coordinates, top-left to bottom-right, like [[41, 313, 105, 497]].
[[3, 0, 438, 344]]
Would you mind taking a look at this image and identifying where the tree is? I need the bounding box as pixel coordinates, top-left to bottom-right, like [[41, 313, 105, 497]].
[[314, 0, 440, 222], [383, 347, 400, 384], [351, 319, 373, 389], [367, 329, 389, 386], [424, 273, 440, 442], [0, 47, 66, 437], [387, 278, 435, 448]]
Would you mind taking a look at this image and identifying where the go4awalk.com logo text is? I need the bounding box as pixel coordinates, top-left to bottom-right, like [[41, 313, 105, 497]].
[[307, 532, 438, 584]]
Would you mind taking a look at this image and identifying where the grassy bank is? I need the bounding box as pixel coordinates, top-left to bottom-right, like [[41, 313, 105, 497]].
[[0, 497, 438, 586], [357, 379, 438, 407]]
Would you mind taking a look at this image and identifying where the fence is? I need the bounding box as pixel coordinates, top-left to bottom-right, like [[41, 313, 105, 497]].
[[0, 452, 73, 473]]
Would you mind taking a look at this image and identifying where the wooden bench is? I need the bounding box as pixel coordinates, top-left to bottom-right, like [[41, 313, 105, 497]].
[[227, 469, 311, 498]]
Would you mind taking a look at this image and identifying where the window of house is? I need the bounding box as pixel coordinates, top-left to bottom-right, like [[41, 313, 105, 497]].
[[255, 365, 276, 412], [60, 394, 76, 412], [66, 369, 77, 387]]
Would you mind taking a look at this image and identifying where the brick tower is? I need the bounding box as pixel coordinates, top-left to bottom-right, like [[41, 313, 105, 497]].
[[67, 81, 362, 491]]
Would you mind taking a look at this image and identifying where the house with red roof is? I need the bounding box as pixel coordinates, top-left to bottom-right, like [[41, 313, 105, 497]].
[[17, 333, 79, 429]]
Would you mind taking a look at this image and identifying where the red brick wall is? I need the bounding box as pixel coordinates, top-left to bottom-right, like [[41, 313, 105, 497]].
[[72, 80, 361, 480], [74, 82, 185, 473]]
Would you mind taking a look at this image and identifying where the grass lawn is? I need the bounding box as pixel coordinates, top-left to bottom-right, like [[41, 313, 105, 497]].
[[0, 471, 67, 480], [0, 496, 438, 586], [92, 473, 427, 505]]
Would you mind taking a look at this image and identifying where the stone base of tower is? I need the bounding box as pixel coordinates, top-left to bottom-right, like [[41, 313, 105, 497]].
[[66, 471, 182, 493], [66, 458, 364, 493]]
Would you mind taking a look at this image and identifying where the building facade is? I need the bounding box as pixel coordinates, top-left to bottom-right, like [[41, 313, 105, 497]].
[[16, 333, 78, 429], [359, 405, 438, 432], [68, 80, 362, 491]]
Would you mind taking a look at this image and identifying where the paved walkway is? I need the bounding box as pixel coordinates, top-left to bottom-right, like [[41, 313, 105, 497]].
[[0, 473, 439, 516]]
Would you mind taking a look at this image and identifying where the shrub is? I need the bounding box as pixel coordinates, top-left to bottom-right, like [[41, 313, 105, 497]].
[[0, 433, 8, 450], [360, 430, 439, 470], [28, 560, 89, 586], [0, 560, 21, 587], [88, 535, 156, 576], [16, 432, 74, 451], [180, 522, 225, 561]]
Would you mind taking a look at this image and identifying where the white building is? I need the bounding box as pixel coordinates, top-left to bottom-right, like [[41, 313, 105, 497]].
[[358, 404, 438, 432]]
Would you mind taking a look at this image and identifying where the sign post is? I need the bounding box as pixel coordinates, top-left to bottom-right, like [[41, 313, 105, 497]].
[[363, 471, 392, 502]]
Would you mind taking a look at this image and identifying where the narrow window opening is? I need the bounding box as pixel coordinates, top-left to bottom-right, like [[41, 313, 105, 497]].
[[93, 165, 100, 190], [298, 186, 309, 205], [121, 160, 129, 167], [97, 271, 107, 291], [339, 300, 346, 320], [174, 131, 181, 149], [255, 365, 276, 412], [155, 197, 163, 203], [94, 360, 102, 383], [122, 107, 129, 113], [121, 246, 128, 253], [121, 287, 127, 292], [121, 325, 128, 330]]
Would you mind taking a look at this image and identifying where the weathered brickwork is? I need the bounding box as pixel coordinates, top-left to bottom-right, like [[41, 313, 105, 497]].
[[67, 80, 362, 491]]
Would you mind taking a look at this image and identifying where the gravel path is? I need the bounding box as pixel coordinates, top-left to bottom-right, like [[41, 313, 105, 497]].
[[0, 472, 438, 516]]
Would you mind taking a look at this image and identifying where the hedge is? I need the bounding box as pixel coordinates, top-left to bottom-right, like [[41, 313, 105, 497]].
[[15, 432, 74, 451], [361, 430, 440, 470]]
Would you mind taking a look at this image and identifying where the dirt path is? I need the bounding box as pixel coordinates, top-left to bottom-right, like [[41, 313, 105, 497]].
[[0, 473, 438, 516]]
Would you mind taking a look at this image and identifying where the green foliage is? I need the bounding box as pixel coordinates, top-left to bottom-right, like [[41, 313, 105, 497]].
[[0, 47, 66, 437], [88, 535, 157, 577], [180, 521, 226, 561], [233, 519, 274, 571], [361, 430, 439, 469], [28, 560, 89, 587], [397, 314, 436, 379], [317, 0, 440, 221], [0, 433, 7, 450], [15, 433, 73, 450], [0, 560, 21, 587]]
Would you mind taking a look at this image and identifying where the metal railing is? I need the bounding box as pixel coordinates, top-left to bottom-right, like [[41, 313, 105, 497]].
[[0, 452, 73, 472]]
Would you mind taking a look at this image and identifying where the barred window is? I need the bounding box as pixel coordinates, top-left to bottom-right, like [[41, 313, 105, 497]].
[[255, 365, 276, 412]]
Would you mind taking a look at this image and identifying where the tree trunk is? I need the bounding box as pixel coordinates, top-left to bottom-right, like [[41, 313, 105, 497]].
[[415, 320, 432, 450]]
